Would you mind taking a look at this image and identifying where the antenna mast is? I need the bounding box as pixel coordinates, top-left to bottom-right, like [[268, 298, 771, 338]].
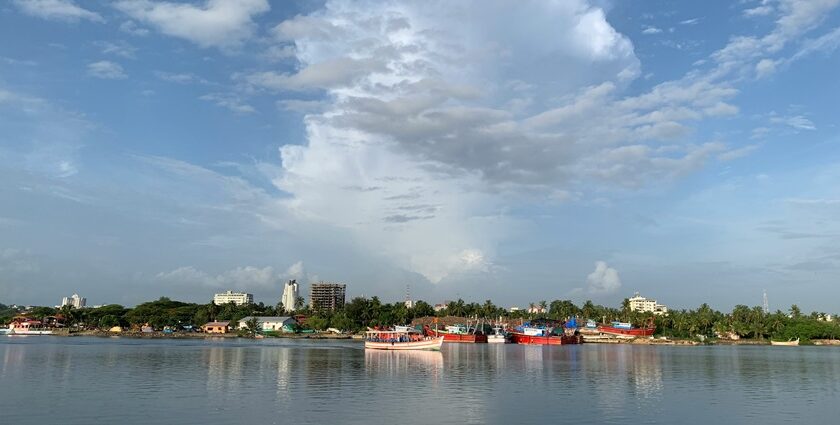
[[763, 289, 769, 314], [404, 284, 413, 308]]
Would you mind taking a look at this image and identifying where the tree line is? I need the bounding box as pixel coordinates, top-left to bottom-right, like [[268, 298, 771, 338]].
[[2, 298, 838, 342]]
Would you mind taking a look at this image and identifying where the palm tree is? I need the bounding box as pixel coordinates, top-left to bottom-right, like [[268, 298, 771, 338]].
[[59, 305, 77, 328], [538, 300, 548, 315], [582, 300, 595, 320], [482, 300, 495, 318], [244, 317, 260, 337]]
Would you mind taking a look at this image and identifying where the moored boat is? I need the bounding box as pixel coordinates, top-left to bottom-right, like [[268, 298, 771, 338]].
[[509, 319, 583, 345], [597, 321, 655, 337], [429, 324, 488, 343], [770, 338, 800, 346], [510, 332, 583, 345], [365, 329, 444, 351], [487, 327, 508, 343], [5, 319, 54, 335]]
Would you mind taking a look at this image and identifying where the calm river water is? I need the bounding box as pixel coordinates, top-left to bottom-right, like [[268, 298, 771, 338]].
[[1, 337, 838, 424]]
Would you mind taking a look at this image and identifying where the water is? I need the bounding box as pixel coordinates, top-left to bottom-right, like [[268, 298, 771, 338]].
[[1, 337, 839, 424]]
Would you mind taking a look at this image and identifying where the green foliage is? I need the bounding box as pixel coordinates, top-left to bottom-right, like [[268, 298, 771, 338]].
[[306, 314, 330, 331], [244, 317, 260, 336]]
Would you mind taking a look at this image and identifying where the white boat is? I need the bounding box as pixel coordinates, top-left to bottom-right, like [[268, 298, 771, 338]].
[[488, 327, 507, 343], [364, 329, 444, 351], [5, 320, 54, 335], [770, 338, 800, 346]]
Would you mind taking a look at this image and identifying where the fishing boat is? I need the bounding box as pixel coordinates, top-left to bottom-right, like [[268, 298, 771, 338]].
[[597, 320, 655, 337], [365, 328, 444, 351], [429, 324, 488, 343], [510, 332, 583, 345], [509, 319, 583, 345], [578, 319, 601, 335], [487, 326, 508, 343], [770, 338, 800, 346]]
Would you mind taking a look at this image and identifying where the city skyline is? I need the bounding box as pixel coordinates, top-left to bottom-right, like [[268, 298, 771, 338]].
[[1, 1, 840, 312]]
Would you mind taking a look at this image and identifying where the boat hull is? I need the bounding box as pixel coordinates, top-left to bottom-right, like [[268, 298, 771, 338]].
[[770, 339, 800, 346], [596, 326, 655, 337], [365, 337, 444, 351], [8, 330, 54, 335], [487, 335, 507, 343], [510, 333, 583, 345], [440, 333, 487, 343]]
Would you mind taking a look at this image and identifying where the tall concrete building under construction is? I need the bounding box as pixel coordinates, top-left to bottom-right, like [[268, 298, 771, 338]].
[[309, 282, 346, 311]]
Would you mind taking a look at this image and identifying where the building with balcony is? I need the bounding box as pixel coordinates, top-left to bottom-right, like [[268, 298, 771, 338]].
[[213, 291, 254, 306], [628, 293, 668, 315]]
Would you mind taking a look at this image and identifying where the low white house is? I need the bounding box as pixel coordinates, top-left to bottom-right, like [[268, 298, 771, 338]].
[[238, 316, 297, 332]]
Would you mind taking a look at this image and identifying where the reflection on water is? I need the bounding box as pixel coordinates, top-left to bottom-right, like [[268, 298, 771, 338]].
[[1, 338, 839, 425], [365, 349, 443, 372]]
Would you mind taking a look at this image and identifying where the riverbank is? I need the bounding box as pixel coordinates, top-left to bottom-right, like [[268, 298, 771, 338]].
[[583, 335, 840, 346], [50, 329, 353, 340], [17, 329, 839, 346]]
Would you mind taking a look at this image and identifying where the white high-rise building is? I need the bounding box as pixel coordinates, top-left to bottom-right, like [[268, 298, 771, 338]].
[[628, 293, 668, 315], [60, 293, 86, 309], [281, 280, 299, 313], [213, 291, 254, 306]]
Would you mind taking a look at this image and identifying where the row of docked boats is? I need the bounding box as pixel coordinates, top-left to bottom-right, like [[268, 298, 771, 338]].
[[365, 318, 607, 350], [364, 317, 660, 350]]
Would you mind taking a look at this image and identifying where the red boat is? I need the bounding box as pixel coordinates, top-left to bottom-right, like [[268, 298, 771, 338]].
[[427, 325, 488, 343], [596, 321, 655, 337], [438, 332, 488, 343], [510, 332, 583, 345]]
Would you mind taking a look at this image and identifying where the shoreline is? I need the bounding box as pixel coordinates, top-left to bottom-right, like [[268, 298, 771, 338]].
[[47, 329, 354, 340], [18, 330, 840, 346]]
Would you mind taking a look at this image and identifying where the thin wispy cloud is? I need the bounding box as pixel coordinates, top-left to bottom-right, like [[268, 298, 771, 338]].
[[87, 61, 127, 79], [13, 0, 104, 23]]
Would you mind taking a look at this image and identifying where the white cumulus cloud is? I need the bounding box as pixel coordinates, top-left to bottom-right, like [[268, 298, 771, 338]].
[[585, 261, 622, 294], [114, 0, 269, 49]]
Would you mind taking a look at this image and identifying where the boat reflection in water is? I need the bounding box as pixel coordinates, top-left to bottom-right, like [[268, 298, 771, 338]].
[[364, 349, 444, 381]]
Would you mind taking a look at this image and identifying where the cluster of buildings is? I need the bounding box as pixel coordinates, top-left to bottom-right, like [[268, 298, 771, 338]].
[[58, 293, 86, 309], [201, 316, 299, 334], [211, 281, 347, 312]]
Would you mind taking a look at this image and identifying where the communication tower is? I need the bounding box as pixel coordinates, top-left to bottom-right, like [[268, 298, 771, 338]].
[[763, 289, 769, 314]]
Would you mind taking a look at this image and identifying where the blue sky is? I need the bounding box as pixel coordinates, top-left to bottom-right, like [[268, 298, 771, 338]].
[[1, 0, 839, 312]]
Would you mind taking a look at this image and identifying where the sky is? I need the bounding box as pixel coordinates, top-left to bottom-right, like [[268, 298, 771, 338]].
[[1, 0, 839, 312]]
